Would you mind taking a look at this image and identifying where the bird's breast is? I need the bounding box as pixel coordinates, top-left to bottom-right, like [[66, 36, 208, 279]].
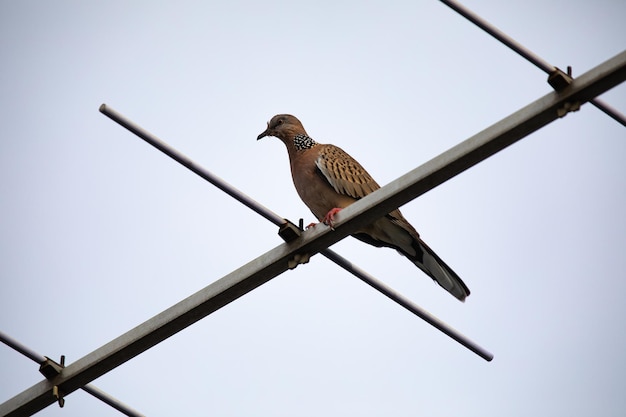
[[290, 150, 356, 221]]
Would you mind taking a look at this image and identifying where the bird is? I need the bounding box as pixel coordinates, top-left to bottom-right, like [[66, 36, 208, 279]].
[[257, 114, 470, 302]]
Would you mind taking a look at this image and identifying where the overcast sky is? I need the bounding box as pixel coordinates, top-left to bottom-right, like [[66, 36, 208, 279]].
[[1, 1, 625, 416]]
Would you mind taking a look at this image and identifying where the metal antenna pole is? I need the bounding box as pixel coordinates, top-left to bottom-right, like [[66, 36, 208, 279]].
[[440, 0, 626, 127]]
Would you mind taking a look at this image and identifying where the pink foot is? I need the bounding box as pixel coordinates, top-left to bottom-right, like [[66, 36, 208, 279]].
[[305, 222, 317, 229], [322, 207, 343, 229]]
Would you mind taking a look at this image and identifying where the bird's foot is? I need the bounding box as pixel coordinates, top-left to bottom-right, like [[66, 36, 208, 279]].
[[305, 222, 318, 229], [322, 208, 343, 230]]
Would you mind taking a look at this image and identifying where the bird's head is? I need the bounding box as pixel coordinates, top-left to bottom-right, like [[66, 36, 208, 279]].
[[257, 114, 306, 142]]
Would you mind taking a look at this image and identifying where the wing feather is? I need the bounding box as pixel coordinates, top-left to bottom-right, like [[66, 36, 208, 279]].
[[315, 145, 380, 199]]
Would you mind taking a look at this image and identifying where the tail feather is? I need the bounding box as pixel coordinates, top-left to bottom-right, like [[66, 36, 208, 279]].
[[353, 214, 470, 302], [413, 238, 470, 302]]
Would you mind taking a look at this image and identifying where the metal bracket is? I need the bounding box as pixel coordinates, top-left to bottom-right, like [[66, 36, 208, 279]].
[[39, 355, 64, 379], [278, 219, 311, 269], [556, 100, 581, 118], [548, 66, 581, 117], [52, 385, 65, 408], [287, 253, 311, 269], [548, 66, 573, 91], [39, 355, 66, 408], [278, 219, 302, 242]]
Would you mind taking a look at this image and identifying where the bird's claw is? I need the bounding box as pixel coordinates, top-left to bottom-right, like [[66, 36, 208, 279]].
[[322, 208, 343, 230]]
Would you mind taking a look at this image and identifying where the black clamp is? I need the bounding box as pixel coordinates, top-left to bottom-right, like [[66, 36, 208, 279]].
[[548, 66, 581, 117], [278, 218, 303, 242], [278, 218, 311, 269]]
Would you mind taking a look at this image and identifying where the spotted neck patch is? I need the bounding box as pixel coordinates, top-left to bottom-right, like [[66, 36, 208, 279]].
[[293, 134, 317, 151]]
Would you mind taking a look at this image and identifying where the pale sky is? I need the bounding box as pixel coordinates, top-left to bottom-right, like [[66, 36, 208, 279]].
[[1, 1, 625, 416]]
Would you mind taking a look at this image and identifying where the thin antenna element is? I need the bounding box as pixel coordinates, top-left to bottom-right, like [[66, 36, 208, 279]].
[[440, 0, 626, 126]]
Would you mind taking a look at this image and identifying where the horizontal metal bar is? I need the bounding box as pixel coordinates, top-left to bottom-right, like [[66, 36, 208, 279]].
[[2, 49, 623, 417], [0, 331, 145, 417], [100, 103, 492, 360], [439, 0, 626, 126]]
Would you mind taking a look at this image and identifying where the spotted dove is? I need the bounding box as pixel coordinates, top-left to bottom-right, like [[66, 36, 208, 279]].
[[257, 114, 470, 302]]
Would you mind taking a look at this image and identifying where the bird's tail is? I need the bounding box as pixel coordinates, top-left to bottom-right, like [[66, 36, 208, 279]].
[[353, 214, 470, 302], [411, 238, 470, 302]]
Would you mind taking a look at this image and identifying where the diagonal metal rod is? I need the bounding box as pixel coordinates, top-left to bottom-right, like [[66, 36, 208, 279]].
[[98, 105, 285, 227], [99, 110, 286, 226], [440, 0, 554, 72], [3, 49, 623, 417], [0, 331, 46, 364], [320, 251, 482, 351], [80, 385, 144, 417], [99, 104, 493, 361], [0, 331, 145, 417], [439, 0, 626, 127]]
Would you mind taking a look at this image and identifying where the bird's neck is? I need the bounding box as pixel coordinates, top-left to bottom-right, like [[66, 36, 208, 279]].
[[292, 133, 317, 151]]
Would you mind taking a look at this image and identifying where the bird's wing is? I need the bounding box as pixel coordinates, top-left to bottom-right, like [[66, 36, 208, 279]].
[[315, 145, 380, 199]]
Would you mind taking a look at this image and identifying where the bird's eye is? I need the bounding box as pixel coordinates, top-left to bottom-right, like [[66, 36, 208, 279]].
[[270, 118, 284, 129]]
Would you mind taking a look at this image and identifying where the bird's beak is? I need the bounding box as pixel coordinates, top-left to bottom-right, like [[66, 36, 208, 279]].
[[257, 121, 271, 140], [257, 129, 269, 140]]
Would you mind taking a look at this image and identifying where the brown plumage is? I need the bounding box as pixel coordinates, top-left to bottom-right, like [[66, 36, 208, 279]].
[[257, 114, 470, 301]]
